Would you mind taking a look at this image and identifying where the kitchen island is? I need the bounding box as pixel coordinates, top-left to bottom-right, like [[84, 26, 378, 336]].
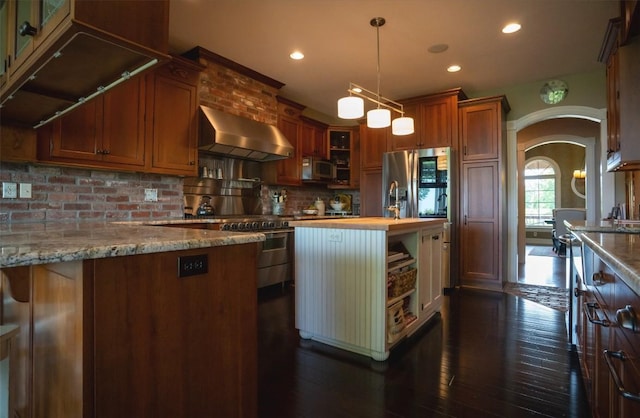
[[289, 217, 446, 361], [0, 220, 263, 418]]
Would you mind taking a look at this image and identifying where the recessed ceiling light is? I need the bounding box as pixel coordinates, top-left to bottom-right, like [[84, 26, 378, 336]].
[[447, 65, 461, 73], [289, 51, 304, 60], [502, 23, 521, 34], [428, 44, 449, 54]]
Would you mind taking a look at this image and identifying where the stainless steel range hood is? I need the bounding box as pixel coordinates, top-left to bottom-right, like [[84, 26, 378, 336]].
[[198, 106, 294, 162]]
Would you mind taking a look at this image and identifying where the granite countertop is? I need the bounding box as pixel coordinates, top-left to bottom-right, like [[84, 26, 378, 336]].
[[0, 219, 265, 268], [289, 216, 446, 231], [577, 232, 640, 296], [566, 220, 640, 295], [565, 219, 640, 234]]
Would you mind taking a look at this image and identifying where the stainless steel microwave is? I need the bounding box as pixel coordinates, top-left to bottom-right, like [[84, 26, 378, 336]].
[[302, 157, 335, 181]]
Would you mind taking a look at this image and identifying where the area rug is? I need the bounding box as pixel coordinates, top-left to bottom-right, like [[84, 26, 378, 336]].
[[528, 246, 562, 257], [503, 283, 569, 312]]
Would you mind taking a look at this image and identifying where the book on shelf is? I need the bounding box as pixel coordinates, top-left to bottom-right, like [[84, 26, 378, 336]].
[[387, 251, 409, 263]]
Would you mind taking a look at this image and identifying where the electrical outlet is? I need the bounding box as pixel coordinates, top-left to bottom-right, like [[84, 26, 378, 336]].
[[178, 254, 208, 278], [2, 182, 17, 199], [19, 183, 32, 199], [328, 231, 343, 242], [144, 188, 158, 202]]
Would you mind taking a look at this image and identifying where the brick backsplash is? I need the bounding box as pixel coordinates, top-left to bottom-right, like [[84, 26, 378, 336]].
[[263, 185, 359, 216], [0, 162, 184, 223]]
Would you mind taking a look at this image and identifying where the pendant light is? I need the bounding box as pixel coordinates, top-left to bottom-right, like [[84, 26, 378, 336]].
[[337, 17, 414, 136]]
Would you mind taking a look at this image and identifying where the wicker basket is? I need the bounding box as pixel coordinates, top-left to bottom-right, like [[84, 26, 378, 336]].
[[388, 268, 417, 298]]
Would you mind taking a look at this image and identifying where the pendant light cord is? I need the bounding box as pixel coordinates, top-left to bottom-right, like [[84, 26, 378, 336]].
[[375, 21, 381, 107]]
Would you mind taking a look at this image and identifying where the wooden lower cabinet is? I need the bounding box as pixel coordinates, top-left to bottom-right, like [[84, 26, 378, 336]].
[[578, 244, 640, 418], [1, 244, 258, 418], [459, 161, 502, 289]]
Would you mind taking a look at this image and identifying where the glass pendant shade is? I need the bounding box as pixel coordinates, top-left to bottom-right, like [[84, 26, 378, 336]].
[[392, 116, 414, 135], [367, 108, 391, 128], [338, 96, 364, 119]]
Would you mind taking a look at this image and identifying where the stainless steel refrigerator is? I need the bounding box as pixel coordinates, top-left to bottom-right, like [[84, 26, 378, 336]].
[[382, 147, 455, 288]]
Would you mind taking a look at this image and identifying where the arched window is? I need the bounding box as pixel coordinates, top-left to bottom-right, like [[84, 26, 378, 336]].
[[524, 158, 559, 226]]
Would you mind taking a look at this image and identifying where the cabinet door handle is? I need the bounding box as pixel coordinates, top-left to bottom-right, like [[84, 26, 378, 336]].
[[616, 305, 640, 333], [464, 215, 467, 226], [102, 149, 110, 155], [584, 301, 610, 327], [603, 350, 640, 403], [19, 21, 38, 37], [432, 235, 439, 240], [592, 271, 607, 286]]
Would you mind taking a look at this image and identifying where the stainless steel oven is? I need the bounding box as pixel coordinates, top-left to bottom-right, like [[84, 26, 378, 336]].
[[216, 216, 294, 288], [257, 230, 292, 288]]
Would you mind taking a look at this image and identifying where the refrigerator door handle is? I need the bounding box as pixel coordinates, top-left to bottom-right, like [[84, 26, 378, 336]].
[[409, 149, 417, 218]]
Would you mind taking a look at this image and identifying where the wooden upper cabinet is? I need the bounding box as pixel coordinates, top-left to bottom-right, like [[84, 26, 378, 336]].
[[145, 57, 202, 176], [37, 76, 145, 168], [420, 94, 457, 149], [360, 169, 382, 216], [606, 41, 621, 159], [328, 127, 359, 189], [300, 117, 328, 159], [360, 122, 390, 170], [102, 77, 146, 166], [620, 0, 639, 43], [1, 0, 169, 127], [599, 17, 640, 171], [36, 55, 202, 175], [273, 97, 305, 186], [391, 102, 420, 151], [7, 0, 71, 79], [394, 89, 465, 151], [459, 96, 509, 162]]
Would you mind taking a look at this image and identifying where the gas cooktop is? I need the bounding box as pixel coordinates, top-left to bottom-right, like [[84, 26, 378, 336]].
[[183, 214, 294, 231]]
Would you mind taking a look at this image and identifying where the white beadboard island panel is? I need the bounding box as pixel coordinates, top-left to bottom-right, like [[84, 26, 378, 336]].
[[295, 227, 388, 359]]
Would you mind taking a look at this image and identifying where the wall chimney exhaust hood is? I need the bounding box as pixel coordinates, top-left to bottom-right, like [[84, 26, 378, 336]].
[[198, 106, 294, 162]]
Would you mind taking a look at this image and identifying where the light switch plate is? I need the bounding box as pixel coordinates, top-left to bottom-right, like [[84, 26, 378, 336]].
[[2, 182, 18, 199], [19, 183, 32, 199], [144, 188, 158, 202]]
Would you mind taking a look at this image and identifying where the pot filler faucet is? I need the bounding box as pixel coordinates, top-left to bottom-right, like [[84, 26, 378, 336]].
[[388, 180, 400, 220]]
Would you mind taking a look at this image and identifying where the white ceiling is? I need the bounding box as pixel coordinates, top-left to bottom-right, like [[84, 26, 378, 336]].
[[168, 0, 619, 118]]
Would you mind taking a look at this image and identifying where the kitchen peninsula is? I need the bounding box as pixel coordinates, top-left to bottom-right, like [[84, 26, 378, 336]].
[[290, 217, 445, 361], [566, 220, 640, 417], [0, 220, 264, 418]]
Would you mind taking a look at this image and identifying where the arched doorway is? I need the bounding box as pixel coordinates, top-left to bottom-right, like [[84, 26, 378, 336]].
[[505, 106, 608, 283]]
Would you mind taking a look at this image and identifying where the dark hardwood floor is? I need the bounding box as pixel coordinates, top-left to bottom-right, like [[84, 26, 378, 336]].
[[257, 247, 589, 417], [519, 245, 568, 288]]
